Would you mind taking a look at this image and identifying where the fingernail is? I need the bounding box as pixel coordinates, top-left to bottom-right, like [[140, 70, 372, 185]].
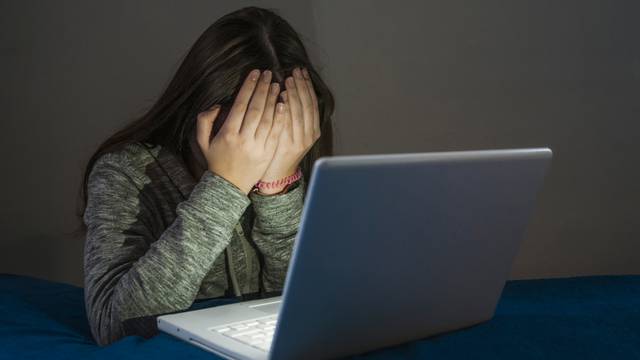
[[302, 67, 310, 79], [271, 82, 279, 93], [293, 67, 301, 78], [250, 69, 260, 81], [277, 103, 284, 113], [262, 70, 272, 83], [286, 77, 294, 86]]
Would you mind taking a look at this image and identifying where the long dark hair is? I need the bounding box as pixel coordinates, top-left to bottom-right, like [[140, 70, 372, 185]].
[[73, 6, 335, 238]]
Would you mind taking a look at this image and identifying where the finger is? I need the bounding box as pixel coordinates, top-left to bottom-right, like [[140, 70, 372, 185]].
[[293, 67, 314, 138], [284, 75, 304, 143], [255, 82, 280, 142], [240, 69, 273, 136], [282, 101, 294, 143], [266, 102, 286, 152], [196, 105, 221, 151], [220, 69, 261, 134], [302, 67, 321, 135], [280, 91, 294, 143]]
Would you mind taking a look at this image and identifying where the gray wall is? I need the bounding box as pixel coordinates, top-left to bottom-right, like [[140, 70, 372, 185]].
[[1, 0, 638, 287]]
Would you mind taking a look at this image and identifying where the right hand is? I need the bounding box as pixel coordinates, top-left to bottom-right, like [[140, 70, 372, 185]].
[[196, 69, 286, 195]]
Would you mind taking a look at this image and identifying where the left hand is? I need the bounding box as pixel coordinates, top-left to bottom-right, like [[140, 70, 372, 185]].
[[258, 66, 321, 193]]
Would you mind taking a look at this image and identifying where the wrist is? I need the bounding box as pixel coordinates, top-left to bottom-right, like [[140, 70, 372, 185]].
[[253, 183, 288, 195], [253, 167, 302, 196]]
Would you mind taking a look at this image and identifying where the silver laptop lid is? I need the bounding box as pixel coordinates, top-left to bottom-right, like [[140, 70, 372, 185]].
[[269, 148, 552, 360]]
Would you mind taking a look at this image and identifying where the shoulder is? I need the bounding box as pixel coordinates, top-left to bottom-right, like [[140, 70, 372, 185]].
[[91, 142, 162, 189]]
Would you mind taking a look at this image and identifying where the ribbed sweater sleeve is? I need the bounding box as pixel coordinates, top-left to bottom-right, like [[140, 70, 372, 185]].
[[82, 152, 250, 346], [248, 175, 306, 292]]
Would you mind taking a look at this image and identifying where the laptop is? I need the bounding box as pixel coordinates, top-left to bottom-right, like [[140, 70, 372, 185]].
[[158, 147, 553, 360]]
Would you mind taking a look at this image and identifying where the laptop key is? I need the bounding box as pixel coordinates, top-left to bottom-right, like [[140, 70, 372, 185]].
[[235, 334, 259, 343], [258, 316, 277, 324], [214, 315, 278, 351], [255, 342, 271, 351], [229, 328, 262, 338]]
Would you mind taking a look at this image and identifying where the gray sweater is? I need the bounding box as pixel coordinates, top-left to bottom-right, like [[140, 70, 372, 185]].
[[82, 141, 305, 346]]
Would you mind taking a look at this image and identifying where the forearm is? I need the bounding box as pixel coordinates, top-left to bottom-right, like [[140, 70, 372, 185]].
[[249, 177, 305, 292]]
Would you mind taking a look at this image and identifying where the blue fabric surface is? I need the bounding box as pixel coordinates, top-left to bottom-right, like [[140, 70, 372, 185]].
[[1, 274, 639, 359]]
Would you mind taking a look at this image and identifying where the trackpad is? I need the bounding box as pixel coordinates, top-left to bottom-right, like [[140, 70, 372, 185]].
[[249, 301, 281, 315]]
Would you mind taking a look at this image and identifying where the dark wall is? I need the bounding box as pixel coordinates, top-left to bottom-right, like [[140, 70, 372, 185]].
[[312, 0, 640, 279], [0, 0, 638, 286]]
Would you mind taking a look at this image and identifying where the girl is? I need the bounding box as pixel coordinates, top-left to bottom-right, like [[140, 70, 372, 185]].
[[77, 6, 334, 346]]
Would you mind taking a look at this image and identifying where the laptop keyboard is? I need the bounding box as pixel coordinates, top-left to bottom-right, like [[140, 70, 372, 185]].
[[211, 314, 278, 352]]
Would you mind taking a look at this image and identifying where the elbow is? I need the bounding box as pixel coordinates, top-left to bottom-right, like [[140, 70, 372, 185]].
[[93, 331, 118, 347], [84, 293, 126, 346], [88, 315, 124, 346]]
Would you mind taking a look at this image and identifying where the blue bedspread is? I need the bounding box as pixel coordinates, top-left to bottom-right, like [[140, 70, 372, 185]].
[[1, 274, 639, 359]]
